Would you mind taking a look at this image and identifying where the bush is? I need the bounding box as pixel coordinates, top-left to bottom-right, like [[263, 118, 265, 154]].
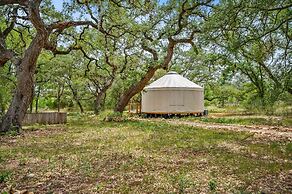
[[103, 111, 126, 122]]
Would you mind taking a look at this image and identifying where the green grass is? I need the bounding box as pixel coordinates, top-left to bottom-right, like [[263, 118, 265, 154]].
[[0, 170, 11, 183], [0, 114, 291, 193], [183, 116, 292, 127]]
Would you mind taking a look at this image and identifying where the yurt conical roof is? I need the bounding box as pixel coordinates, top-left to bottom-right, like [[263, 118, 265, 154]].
[[145, 71, 203, 90]]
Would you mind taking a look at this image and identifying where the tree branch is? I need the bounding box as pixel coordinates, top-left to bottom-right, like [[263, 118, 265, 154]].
[[0, 0, 28, 6], [141, 44, 158, 61], [48, 21, 97, 32]]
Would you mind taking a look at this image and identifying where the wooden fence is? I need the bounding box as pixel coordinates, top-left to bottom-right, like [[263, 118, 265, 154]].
[[128, 102, 141, 114], [22, 112, 67, 125]]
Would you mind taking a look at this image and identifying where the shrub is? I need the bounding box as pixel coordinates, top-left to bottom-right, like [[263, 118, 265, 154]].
[[209, 179, 217, 192], [103, 111, 126, 122]]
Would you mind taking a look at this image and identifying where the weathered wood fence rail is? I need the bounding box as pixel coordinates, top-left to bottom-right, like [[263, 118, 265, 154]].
[[23, 112, 67, 125]]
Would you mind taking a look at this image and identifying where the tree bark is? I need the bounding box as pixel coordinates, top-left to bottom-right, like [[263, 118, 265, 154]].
[[94, 92, 105, 114], [30, 83, 35, 113], [57, 95, 61, 113], [35, 85, 41, 113], [258, 61, 292, 95], [93, 78, 114, 114], [0, 50, 15, 67], [0, 33, 47, 132], [29, 101, 33, 113], [0, 93, 4, 117], [76, 101, 84, 113], [115, 66, 158, 113], [56, 83, 64, 112], [67, 83, 84, 113]]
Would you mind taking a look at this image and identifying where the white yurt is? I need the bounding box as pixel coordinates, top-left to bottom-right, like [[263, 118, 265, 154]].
[[141, 71, 204, 115]]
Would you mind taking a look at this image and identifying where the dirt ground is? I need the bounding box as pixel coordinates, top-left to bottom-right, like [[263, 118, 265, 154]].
[[169, 120, 292, 141], [0, 115, 291, 193], [135, 117, 292, 141]]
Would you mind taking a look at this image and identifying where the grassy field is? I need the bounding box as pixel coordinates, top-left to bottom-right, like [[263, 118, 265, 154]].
[[183, 114, 292, 127], [0, 114, 291, 193]]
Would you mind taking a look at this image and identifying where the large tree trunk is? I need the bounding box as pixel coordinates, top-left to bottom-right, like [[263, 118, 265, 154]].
[[29, 102, 33, 113], [115, 67, 158, 113], [114, 39, 178, 113], [0, 33, 47, 132], [77, 101, 84, 113], [94, 92, 106, 114], [29, 84, 35, 113], [93, 79, 114, 114]]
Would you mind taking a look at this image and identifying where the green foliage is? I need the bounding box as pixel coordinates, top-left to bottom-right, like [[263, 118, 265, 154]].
[[103, 111, 126, 122], [208, 179, 217, 192], [286, 143, 292, 153], [169, 173, 195, 194], [0, 170, 11, 183], [5, 129, 19, 136], [0, 0, 291, 118], [0, 65, 15, 116]]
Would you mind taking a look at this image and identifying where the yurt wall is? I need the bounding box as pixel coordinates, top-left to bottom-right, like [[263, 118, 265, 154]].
[[142, 89, 204, 113], [141, 71, 204, 114]]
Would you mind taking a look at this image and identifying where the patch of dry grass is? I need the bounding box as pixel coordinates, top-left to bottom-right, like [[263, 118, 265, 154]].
[[183, 114, 292, 127], [0, 115, 291, 193]]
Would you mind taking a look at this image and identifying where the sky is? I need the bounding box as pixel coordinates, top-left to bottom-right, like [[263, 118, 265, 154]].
[[51, 0, 63, 11], [51, 0, 169, 11], [50, 0, 169, 20]]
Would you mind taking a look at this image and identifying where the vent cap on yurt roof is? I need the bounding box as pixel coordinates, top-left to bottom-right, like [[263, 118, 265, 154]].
[[145, 71, 203, 90]]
